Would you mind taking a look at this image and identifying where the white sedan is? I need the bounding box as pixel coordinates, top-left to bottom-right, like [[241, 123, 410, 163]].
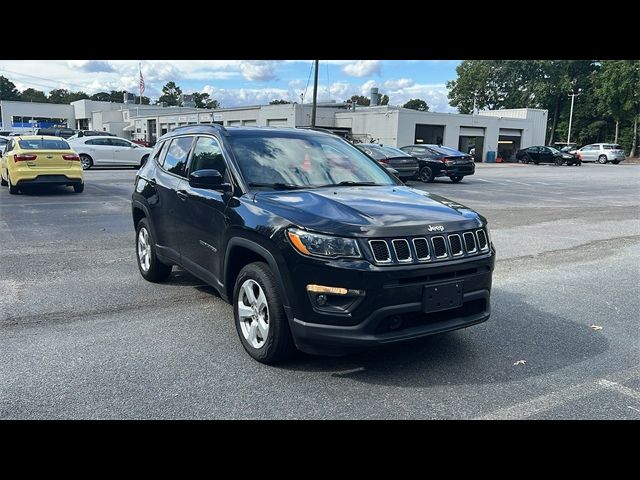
[[67, 136, 153, 170]]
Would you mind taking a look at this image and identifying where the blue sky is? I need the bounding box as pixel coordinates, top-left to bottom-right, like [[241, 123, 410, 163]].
[[0, 60, 461, 112]]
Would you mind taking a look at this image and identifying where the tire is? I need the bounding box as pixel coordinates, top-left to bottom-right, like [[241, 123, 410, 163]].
[[612, 160, 620, 165], [135, 218, 172, 282], [533, 160, 539, 165], [521, 155, 530, 164], [80, 154, 93, 170], [555, 158, 563, 166], [233, 262, 296, 364], [140, 155, 149, 168], [8, 173, 19, 195], [418, 166, 434, 183], [73, 183, 84, 193], [0, 170, 7, 187], [597, 155, 608, 164], [450, 175, 464, 183]]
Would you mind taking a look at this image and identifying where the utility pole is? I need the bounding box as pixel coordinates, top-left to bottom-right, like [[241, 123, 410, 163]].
[[311, 60, 319, 127], [567, 89, 582, 146]]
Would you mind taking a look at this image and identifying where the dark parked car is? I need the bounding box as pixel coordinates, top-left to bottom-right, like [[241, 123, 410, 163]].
[[35, 127, 76, 139], [131, 125, 495, 363], [355, 144, 419, 180], [400, 144, 475, 183], [515, 146, 580, 166]]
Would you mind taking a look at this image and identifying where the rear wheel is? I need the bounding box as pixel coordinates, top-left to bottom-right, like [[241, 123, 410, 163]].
[[80, 154, 93, 170], [233, 262, 295, 364], [555, 157, 563, 166], [612, 160, 620, 165], [8, 173, 19, 195], [450, 175, 464, 183], [136, 218, 172, 282], [418, 166, 434, 183], [73, 183, 84, 193], [0, 170, 7, 186], [521, 155, 530, 164], [597, 155, 608, 164]]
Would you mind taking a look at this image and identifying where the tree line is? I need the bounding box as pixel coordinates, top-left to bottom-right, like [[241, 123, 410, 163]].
[[447, 60, 639, 157]]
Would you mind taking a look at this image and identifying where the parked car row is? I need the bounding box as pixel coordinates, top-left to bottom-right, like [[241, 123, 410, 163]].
[[517, 143, 625, 166], [516, 146, 581, 166], [67, 136, 153, 170]]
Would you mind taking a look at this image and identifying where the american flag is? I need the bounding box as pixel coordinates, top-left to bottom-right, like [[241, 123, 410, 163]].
[[139, 63, 145, 96]]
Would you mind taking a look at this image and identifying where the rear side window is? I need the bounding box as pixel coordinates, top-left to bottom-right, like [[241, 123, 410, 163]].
[[111, 139, 131, 147], [18, 139, 70, 150], [189, 136, 228, 180], [604, 144, 622, 150], [86, 138, 111, 146], [163, 136, 194, 177]]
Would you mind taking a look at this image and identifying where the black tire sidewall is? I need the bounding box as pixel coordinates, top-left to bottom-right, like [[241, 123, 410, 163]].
[[80, 155, 92, 170], [233, 262, 294, 364], [419, 166, 433, 183], [135, 218, 172, 282]]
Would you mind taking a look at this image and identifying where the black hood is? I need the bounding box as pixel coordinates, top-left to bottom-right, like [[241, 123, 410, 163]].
[[253, 185, 484, 237]]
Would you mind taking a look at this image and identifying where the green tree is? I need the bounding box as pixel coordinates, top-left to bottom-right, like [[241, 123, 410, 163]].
[[20, 88, 48, 103], [48, 88, 71, 104], [0, 75, 21, 101], [379, 94, 389, 106], [594, 60, 640, 155], [68, 91, 89, 102], [403, 98, 429, 111], [193, 92, 220, 109], [269, 99, 290, 105], [90, 92, 111, 102], [157, 81, 182, 106], [348, 95, 370, 106]]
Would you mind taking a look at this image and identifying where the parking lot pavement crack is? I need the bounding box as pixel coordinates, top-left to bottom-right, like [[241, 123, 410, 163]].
[[0, 293, 215, 328], [495, 235, 640, 271]]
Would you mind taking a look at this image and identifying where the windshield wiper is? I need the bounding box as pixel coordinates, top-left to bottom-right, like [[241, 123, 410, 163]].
[[248, 182, 307, 190], [322, 181, 382, 187]]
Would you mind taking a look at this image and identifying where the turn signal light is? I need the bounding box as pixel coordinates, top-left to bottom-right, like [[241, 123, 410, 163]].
[[306, 284, 349, 295]]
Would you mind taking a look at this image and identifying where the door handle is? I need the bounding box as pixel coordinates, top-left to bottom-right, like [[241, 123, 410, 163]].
[[176, 190, 189, 201]]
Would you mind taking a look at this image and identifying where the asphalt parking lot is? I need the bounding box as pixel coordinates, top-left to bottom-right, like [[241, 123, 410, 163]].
[[1, 163, 639, 419]]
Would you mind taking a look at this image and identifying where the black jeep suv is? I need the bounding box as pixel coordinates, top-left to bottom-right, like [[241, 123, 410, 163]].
[[131, 125, 495, 363]]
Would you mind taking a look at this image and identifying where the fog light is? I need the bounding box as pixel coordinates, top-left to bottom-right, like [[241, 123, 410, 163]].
[[317, 294, 328, 306]]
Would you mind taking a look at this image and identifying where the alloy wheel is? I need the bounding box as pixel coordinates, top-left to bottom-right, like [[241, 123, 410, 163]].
[[137, 227, 151, 272], [237, 279, 270, 349]]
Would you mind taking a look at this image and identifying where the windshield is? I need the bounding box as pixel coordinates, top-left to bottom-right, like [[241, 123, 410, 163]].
[[18, 139, 70, 150], [547, 146, 562, 154], [230, 134, 396, 190]]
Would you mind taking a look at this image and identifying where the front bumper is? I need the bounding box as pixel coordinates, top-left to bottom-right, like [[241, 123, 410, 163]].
[[285, 249, 494, 355]]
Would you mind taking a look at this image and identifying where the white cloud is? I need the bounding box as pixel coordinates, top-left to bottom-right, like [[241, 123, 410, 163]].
[[342, 60, 382, 77], [383, 78, 414, 90], [67, 60, 115, 73], [238, 61, 279, 81]]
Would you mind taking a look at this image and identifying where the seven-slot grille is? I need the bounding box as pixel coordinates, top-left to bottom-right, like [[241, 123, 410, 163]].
[[368, 228, 490, 265]]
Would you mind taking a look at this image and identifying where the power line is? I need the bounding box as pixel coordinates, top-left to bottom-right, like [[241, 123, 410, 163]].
[[302, 60, 314, 104], [325, 60, 330, 100], [0, 67, 94, 92]]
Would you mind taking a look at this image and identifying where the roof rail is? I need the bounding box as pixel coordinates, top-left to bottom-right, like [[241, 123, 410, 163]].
[[170, 123, 229, 136]]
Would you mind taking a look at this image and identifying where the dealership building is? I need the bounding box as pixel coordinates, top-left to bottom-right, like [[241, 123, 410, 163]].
[[1, 97, 547, 162]]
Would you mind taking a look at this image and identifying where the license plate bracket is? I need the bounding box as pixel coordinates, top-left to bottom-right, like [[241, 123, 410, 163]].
[[422, 281, 463, 313]]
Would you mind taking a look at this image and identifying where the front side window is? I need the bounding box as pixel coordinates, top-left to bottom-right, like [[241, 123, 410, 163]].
[[110, 138, 131, 148], [163, 136, 193, 177], [189, 136, 228, 180], [86, 138, 111, 146], [230, 134, 395, 189]]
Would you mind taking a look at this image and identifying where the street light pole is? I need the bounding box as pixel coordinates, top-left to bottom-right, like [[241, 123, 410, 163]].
[[311, 60, 319, 127], [567, 89, 582, 146]]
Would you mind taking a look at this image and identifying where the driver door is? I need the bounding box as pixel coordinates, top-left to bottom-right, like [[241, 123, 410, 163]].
[[110, 138, 138, 166]]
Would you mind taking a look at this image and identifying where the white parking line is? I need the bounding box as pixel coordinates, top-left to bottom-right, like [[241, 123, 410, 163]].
[[534, 182, 553, 186], [475, 365, 640, 420]]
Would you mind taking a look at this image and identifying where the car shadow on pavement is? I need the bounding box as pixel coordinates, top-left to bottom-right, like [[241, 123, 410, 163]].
[[164, 268, 220, 296], [282, 288, 609, 387], [11, 185, 77, 196]]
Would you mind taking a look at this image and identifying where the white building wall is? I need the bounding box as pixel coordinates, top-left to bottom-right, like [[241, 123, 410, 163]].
[[336, 107, 399, 145], [0, 100, 75, 130]]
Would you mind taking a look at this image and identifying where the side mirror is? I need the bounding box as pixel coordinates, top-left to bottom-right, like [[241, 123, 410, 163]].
[[189, 169, 232, 192]]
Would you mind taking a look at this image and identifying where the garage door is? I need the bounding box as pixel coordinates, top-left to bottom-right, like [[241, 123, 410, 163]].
[[460, 127, 485, 136], [499, 128, 521, 137], [267, 118, 288, 127]]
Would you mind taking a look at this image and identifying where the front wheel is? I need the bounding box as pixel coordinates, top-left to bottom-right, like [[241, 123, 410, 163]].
[[0, 170, 7, 186], [612, 160, 620, 165], [521, 156, 530, 164], [555, 158, 563, 166], [597, 155, 608, 164], [450, 175, 464, 183], [80, 154, 93, 170], [136, 218, 172, 282], [418, 166, 434, 183], [233, 262, 295, 364]]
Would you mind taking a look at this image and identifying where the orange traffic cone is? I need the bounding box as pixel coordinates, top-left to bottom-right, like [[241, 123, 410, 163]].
[[303, 153, 312, 172]]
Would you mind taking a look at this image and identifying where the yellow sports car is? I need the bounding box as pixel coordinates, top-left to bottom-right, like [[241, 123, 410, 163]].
[[0, 135, 84, 194]]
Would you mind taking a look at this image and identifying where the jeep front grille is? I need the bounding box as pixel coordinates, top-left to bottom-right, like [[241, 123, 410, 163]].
[[366, 228, 490, 265], [369, 240, 391, 263]]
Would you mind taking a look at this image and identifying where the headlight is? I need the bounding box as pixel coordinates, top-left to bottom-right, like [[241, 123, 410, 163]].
[[287, 228, 361, 258]]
